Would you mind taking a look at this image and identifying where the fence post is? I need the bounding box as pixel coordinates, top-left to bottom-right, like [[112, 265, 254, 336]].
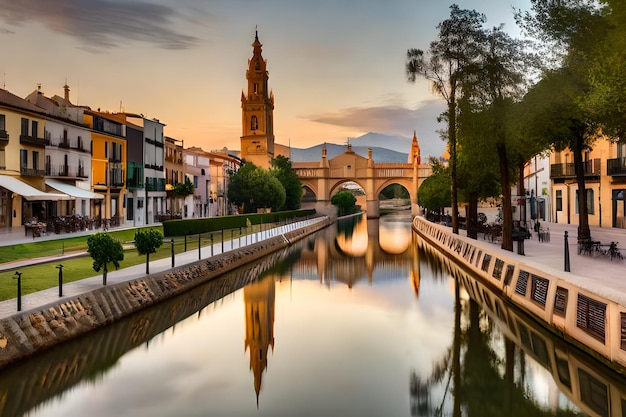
[[221, 229, 224, 253], [564, 231, 570, 272], [211, 233, 214, 256], [198, 233, 201, 260], [184, 234, 187, 252]]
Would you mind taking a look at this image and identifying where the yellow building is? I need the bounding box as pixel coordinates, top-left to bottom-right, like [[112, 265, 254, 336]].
[[550, 138, 626, 229], [240, 31, 275, 168], [83, 110, 127, 223], [0, 89, 69, 228]]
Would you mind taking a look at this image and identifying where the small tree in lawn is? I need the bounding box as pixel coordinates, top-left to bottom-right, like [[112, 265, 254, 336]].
[[135, 228, 164, 274], [87, 232, 124, 286]]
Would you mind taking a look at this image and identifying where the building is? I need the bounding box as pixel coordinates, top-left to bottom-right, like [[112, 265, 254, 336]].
[[208, 150, 241, 216], [124, 114, 166, 225], [24, 85, 102, 218], [164, 136, 185, 217], [0, 88, 72, 229], [84, 109, 127, 224], [240, 31, 275, 168], [549, 138, 626, 229], [182, 146, 211, 218]]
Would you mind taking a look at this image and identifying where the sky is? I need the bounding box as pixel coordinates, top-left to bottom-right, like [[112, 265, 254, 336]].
[[0, 0, 531, 158]]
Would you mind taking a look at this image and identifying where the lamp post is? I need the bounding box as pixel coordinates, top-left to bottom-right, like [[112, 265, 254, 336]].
[[56, 264, 63, 297], [14, 271, 22, 311]]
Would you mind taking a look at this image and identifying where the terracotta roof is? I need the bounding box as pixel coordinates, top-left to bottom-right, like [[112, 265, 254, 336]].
[[0, 88, 47, 114]]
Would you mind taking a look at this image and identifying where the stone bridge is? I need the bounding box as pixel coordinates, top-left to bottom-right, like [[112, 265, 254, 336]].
[[292, 144, 432, 218]]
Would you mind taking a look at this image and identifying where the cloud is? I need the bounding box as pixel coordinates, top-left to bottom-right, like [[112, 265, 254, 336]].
[[307, 99, 446, 138], [0, 27, 14, 34], [306, 100, 448, 158], [0, 0, 200, 50]]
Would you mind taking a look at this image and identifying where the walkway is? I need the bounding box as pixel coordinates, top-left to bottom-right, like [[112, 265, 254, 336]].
[[463, 221, 626, 305], [0, 218, 325, 319]]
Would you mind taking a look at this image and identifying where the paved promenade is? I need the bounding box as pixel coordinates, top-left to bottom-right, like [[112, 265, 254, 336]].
[[462, 221, 626, 306], [0, 218, 323, 319], [0, 218, 624, 320]]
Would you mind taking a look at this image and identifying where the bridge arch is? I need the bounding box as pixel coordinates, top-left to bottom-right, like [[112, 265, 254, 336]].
[[293, 144, 431, 218]]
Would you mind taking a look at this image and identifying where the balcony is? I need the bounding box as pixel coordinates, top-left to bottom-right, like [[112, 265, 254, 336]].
[[58, 140, 71, 149], [607, 157, 626, 177], [20, 134, 49, 147], [550, 158, 601, 179], [20, 167, 45, 176], [0, 130, 8, 143], [45, 164, 82, 178]]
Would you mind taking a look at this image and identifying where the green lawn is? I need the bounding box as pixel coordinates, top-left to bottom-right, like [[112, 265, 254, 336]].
[[0, 225, 259, 302], [0, 208, 311, 301]]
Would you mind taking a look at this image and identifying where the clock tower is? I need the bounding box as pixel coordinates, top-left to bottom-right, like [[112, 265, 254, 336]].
[[240, 30, 275, 168]]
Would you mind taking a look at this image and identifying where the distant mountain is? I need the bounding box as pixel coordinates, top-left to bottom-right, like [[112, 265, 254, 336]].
[[350, 132, 414, 154], [290, 143, 409, 163]]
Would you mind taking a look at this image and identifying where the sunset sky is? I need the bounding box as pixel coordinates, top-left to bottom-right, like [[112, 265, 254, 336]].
[[0, 0, 531, 158]]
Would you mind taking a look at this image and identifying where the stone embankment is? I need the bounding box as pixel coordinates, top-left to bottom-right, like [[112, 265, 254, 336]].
[[413, 216, 626, 373], [0, 217, 331, 369]]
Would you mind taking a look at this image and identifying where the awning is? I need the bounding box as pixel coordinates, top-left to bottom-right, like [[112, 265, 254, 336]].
[[45, 178, 104, 200], [0, 175, 70, 201]]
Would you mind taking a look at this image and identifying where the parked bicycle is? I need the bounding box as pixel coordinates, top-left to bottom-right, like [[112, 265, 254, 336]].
[[609, 241, 623, 261]]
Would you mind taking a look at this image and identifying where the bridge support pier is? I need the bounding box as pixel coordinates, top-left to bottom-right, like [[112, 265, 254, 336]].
[[366, 200, 379, 219]]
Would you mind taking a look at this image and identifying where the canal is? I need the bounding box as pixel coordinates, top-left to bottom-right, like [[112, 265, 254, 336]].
[[3, 212, 625, 416]]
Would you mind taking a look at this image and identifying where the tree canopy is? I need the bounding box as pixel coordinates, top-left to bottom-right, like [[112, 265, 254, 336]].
[[227, 162, 286, 213], [87, 233, 124, 285], [134, 228, 164, 274], [271, 155, 302, 210]]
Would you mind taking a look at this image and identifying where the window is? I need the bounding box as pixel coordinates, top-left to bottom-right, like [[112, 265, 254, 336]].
[[575, 189, 595, 215], [193, 176, 198, 188], [251, 115, 258, 131], [105, 141, 108, 158], [556, 190, 562, 211], [254, 83, 259, 94], [19, 149, 28, 169], [0, 114, 5, 131], [32, 151, 39, 171], [254, 60, 260, 71], [31, 121, 38, 138], [21, 118, 29, 136]]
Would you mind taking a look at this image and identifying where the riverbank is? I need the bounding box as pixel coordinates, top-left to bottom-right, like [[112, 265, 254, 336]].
[[412, 216, 626, 373], [0, 216, 331, 368]]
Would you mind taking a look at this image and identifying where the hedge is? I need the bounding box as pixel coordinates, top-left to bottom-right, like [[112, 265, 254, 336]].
[[161, 209, 316, 237]]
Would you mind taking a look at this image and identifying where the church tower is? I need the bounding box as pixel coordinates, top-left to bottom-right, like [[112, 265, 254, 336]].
[[240, 30, 275, 168]]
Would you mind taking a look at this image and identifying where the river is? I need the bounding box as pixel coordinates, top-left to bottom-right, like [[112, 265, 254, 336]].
[[3, 212, 624, 416]]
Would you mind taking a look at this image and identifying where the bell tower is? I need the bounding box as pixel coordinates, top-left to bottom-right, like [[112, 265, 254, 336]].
[[240, 30, 275, 168]]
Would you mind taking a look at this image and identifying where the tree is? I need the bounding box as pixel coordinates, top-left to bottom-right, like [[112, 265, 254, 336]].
[[331, 191, 358, 217], [517, 0, 608, 241], [227, 162, 286, 213], [407, 4, 487, 234], [460, 25, 535, 251], [418, 158, 451, 219], [271, 155, 302, 210], [87, 232, 124, 286], [584, 1, 626, 137], [172, 176, 194, 198], [134, 228, 164, 274]]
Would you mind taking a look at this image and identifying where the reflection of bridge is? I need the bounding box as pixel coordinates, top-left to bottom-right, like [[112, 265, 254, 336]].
[[286, 215, 421, 291], [292, 142, 431, 218]]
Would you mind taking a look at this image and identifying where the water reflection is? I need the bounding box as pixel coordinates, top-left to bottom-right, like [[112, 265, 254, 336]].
[[2, 212, 623, 416], [416, 236, 626, 417]]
